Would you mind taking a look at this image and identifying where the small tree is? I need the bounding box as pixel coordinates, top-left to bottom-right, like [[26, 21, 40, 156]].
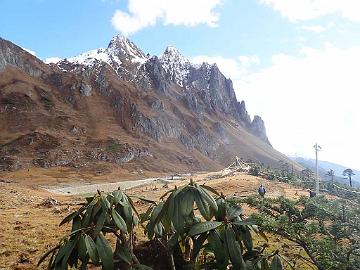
[[249, 164, 261, 176], [343, 168, 355, 187], [301, 168, 313, 181], [325, 169, 335, 182], [241, 195, 360, 270], [38, 189, 149, 270], [141, 180, 283, 270]]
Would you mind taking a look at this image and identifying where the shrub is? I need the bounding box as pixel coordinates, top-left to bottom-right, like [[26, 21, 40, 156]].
[[249, 165, 260, 176], [39, 181, 284, 270]]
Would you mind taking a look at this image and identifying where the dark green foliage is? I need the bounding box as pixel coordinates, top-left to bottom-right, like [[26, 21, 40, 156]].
[[39, 181, 287, 270], [38, 189, 142, 270], [250, 165, 260, 176], [141, 181, 281, 269], [240, 195, 360, 270], [106, 139, 122, 152]]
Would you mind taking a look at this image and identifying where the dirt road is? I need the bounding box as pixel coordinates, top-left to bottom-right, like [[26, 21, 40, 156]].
[[42, 175, 188, 195]]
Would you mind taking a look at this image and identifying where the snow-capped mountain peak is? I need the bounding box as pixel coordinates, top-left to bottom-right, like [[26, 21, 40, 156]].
[[66, 48, 110, 67], [60, 35, 148, 72], [160, 46, 191, 87], [57, 37, 212, 89], [107, 35, 147, 64], [161, 46, 189, 65]]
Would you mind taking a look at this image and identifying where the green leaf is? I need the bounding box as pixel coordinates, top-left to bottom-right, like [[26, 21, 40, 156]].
[[54, 240, 71, 265], [122, 197, 133, 228], [100, 193, 111, 210], [85, 235, 99, 264], [96, 232, 114, 270], [242, 228, 253, 251], [63, 239, 78, 268], [180, 191, 195, 216], [151, 202, 164, 223], [201, 184, 220, 196], [94, 210, 106, 236], [168, 233, 179, 249], [225, 227, 246, 270], [146, 202, 164, 238], [134, 264, 153, 270], [113, 190, 123, 204], [160, 188, 175, 200], [271, 255, 283, 270], [227, 205, 243, 221], [72, 216, 82, 232], [189, 221, 222, 236], [83, 203, 94, 227], [55, 239, 76, 268], [192, 232, 209, 260], [172, 198, 185, 233], [78, 235, 87, 261], [91, 203, 101, 218], [195, 193, 211, 221], [117, 245, 132, 265], [166, 192, 176, 220], [232, 218, 256, 226], [140, 205, 154, 223], [215, 198, 227, 220], [208, 231, 228, 270], [154, 222, 164, 237], [59, 205, 86, 226], [198, 186, 218, 212], [37, 245, 60, 266], [111, 208, 128, 233], [127, 195, 140, 217]]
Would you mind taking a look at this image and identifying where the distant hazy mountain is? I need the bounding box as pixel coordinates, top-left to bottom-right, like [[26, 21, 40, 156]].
[[290, 157, 360, 187]]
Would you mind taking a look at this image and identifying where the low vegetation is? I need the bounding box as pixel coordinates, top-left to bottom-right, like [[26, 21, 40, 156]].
[[240, 195, 360, 270], [38, 180, 283, 270]]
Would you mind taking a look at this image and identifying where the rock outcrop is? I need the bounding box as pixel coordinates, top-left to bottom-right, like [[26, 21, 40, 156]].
[[250, 116, 271, 145]]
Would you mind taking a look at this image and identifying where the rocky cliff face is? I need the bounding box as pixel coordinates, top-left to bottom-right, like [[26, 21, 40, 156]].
[[56, 36, 269, 143], [0, 36, 285, 176], [250, 116, 271, 145]]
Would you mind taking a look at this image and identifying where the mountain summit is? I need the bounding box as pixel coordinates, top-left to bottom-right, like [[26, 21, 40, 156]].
[[0, 36, 297, 175], [106, 35, 148, 63]]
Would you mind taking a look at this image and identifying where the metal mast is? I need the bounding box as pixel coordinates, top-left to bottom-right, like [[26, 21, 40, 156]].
[[314, 143, 322, 195]]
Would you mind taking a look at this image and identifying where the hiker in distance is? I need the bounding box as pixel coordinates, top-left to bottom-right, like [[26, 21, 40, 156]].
[[308, 189, 317, 198], [258, 184, 266, 198]]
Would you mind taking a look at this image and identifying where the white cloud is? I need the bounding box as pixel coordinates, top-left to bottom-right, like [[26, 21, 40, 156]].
[[111, 0, 222, 35], [44, 57, 62, 64], [300, 25, 327, 33], [191, 55, 259, 80], [260, 0, 360, 22], [22, 47, 36, 56], [234, 45, 360, 170]]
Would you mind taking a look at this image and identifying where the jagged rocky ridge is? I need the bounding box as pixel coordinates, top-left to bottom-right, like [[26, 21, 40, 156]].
[[0, 35, 287, 174], [56, 36, 269, 144]]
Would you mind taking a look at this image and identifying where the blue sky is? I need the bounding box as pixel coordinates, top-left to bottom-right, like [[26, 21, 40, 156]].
[[3, 0, 353, 60], [1, 0, 360, 170]]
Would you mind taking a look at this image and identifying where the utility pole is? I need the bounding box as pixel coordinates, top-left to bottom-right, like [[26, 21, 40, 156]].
[[314, 143, 322, 195]]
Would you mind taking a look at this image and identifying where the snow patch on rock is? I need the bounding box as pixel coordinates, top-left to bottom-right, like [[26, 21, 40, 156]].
[[159, 46, 191, 87]]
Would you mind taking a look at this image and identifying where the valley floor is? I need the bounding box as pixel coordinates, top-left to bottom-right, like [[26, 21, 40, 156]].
[[0, 170, 315, 269]]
